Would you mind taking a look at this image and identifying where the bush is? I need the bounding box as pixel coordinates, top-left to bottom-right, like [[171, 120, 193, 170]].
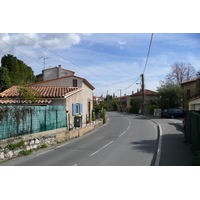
[[5, 140, 24, 150], [148, 105, 160, 115], [101, 108, 106, 124], [18, 149, 32, 156]]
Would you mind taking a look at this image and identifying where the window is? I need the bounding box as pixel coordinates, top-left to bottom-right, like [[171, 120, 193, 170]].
[[187, 89, 190, 100], [73, 79, 77, 87], [72, 103, 83, 115]]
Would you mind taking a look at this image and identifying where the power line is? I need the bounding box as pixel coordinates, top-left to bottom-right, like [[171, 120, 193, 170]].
[[95, 75, 140, 87], [0, 38, 44, 67], [142, 33, 153, 74], [20, 33, 112, 83]]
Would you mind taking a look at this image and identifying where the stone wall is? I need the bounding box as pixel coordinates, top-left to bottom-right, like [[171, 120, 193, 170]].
[[0, 120, 103, 162]]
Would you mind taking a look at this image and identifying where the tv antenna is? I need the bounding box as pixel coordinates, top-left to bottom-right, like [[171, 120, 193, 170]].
[[39, 56, 49, 69]]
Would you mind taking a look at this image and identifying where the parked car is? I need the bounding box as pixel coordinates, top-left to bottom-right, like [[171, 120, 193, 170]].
[[161, 108, 185, 118]]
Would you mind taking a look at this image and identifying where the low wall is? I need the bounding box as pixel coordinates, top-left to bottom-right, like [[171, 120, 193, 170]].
[[0, 121, 103, 162]]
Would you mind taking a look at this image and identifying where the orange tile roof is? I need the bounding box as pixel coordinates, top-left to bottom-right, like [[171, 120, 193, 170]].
[[0, 99, 52, 105], [129, 89, 157, 97], [115, 95, 130, 99], [0, 86, 82, 98], [181, 77, 200, 85], [188, 95, 200, 102]]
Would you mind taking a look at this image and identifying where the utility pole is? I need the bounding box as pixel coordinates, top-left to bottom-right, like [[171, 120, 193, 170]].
[[106, 90, 108, 110], [141, 74, 145, 115], [39, 56, 49, 70], [120, 89, 121, 112]]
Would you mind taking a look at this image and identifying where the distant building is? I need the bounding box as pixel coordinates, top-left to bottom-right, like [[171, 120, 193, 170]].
[[93, 96, 105, 105], [115, 89, 158, 112]]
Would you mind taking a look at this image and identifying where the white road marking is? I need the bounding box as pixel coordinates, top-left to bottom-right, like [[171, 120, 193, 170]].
[[155, 124, 162, 166], [118, 117, 131, 137], [119, 131, 126, 137], [90, 141, 113, 156]]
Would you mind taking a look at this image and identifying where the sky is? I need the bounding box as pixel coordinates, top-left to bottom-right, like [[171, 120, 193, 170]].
[[0, 33, 200, 97]]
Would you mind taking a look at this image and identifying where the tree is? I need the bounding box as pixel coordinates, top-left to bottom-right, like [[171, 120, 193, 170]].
[[1, 54, 36, 87], [157, 82, 183, 109], [130, 97, 141, 114], [111, 99, 118, 111], [166, 62, 196, 85], [0, 67, 11, 92]]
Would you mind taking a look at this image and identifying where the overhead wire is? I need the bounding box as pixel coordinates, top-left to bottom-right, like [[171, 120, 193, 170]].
[[110, 33, 153, 95], [19, 33, 112, 83], [0, 38, 44, 67], [142, 33, 153, 74]]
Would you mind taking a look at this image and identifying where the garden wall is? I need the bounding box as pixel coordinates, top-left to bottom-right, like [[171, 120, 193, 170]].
[[0, 120, 103, 162]]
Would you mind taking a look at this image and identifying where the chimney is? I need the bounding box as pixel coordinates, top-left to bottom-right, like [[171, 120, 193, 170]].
[[57, 65, 61, 78]]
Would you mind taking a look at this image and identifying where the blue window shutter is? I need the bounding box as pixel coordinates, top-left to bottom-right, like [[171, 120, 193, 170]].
[[72, 103, 76, 115], [80, 103, 83, 114]]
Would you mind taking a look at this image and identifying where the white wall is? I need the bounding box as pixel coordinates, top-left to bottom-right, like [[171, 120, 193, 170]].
[[66, 82, 93, 124], [189, 99, 200, 110], [35, 76, 83, 87]]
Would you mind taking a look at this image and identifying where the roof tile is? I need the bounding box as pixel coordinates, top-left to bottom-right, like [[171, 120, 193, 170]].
[[0, 86, 82, 98]]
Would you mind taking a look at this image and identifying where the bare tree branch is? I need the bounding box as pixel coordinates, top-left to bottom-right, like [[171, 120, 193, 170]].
[[166, 62, 196, 85]]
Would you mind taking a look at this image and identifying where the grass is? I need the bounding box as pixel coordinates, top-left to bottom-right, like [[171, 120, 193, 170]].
[[5, 140, 24, 150], [18, 149, 32, 156]]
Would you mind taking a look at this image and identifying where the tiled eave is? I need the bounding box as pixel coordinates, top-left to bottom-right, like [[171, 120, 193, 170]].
[[0, 86, 82, 98], [0, 99, 52, 105]]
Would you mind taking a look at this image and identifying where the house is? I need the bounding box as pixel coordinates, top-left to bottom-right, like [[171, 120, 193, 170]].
[[129, 89, 158, 114], [114, 89, 158, 112], [115, 95, 131, 112], [181, 77, 200, 110], [0, 65, 95, 124], [93, 96, 105, 105]]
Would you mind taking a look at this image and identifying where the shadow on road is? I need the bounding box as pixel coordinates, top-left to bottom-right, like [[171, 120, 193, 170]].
[[130, 139, 157, 154]]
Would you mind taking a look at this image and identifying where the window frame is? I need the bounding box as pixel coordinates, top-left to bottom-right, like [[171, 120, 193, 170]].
[[73, 79, 78, 87], [72, 103, 83, 115]]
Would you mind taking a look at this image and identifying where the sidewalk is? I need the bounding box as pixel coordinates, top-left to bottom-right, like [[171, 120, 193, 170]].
[[147, 116, 195, 166]]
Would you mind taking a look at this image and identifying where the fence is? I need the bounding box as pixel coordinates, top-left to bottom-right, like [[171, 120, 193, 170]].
[[185, 111, 200, 152], [0, 105, 67, 140]]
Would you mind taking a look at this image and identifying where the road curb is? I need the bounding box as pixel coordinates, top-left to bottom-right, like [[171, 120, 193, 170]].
[[137, 114, 162, 166], [150, 120, 162, 166]]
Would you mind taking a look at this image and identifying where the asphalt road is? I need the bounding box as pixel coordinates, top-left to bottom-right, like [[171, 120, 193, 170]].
[[0, 111, 158, 166]]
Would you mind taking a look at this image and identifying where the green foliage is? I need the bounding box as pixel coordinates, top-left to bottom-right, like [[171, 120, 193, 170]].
[[18, 149, 32, 156], [0, 54, 36, 89], [101, 108, 106, 124], [157, 83, 183, 110], [40, 144, 48, 149], [93, 101, 106, 115], [18, 85, 41, 101], [5, 140, 24, 150], [130, 97, 141, 114], [111, 99, 118, 111], [0, 67, 11, 92], [148, 105, 160, 115]]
